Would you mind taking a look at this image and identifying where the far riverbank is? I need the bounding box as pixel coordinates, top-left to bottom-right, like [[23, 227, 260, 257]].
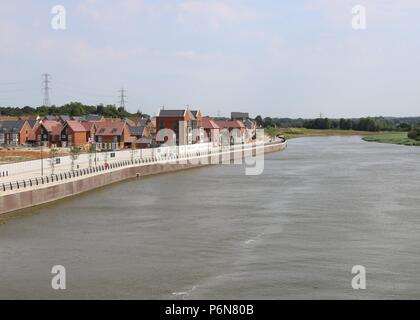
[[267, 127, 420, 147], [362, 132, 420, 146], [266, 127, 379, 140]]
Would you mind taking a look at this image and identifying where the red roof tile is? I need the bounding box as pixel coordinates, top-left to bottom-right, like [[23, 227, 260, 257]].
[[94, 121, 126, 136], [66, 120, 89, 132], [202, 117, 220, 129], [214, 120, 245, 129], [42, 120, 63, 136]]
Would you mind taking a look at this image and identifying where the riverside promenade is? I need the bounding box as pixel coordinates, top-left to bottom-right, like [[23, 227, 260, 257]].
[[0, 141, 286, 215]]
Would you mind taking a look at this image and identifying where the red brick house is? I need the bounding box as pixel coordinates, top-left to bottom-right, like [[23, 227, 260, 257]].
[[214, 120, 246, 145], [0, 120, 33, 146], [35, 120, 64, 147], [190, 110, 203, 143], [60, 120, 91, 147], [156, 109, 200, 145], [94, 121, 131, 150], [202, 117, 220, 145]]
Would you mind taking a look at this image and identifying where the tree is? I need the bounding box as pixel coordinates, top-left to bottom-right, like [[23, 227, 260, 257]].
[[255, 115, 264, 127], [408, 128, 420, 140], [87, 144, 95, 168], [339, 118, 352, 130], [69, 146, 81, 171], [263, 117, 274, 128], [49, 148, 60, 175]]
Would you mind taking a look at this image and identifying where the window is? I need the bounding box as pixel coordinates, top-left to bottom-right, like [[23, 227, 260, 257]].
[[110, 153, 115, 158], [160, 120, 165, 129]]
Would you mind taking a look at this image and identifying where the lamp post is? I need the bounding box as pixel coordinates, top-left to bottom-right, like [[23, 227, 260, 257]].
[[41, 143, 44, 176]]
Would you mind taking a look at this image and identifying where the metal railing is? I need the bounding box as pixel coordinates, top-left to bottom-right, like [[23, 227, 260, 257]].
[[0, 141, 282, 194]]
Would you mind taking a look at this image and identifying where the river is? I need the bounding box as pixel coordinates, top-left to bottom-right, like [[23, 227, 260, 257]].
[[1, 136, 420, 299]]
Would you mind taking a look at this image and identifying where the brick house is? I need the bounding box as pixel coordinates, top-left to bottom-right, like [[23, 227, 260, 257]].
[[35, 120, 64, 147], [202, 117, 220, 145], [231, 112, 256, 142], [60, 120, 91, 147], [191, 110, 204, 143], [0, 120, 33, 146], [214, 120, 246, 145], [94, 121, 131, 150], [156, 109, 200, 145]]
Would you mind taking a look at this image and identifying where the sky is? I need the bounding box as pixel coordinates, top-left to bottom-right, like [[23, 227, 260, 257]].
[[1, 0, 420, 118]]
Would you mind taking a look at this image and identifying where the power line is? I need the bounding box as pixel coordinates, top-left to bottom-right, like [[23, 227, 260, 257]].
[[42, 73, 51, 107]]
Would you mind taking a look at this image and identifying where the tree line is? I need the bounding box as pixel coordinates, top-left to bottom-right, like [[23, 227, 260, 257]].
[[0, 102, 147, 118], [254, 115, 420, 132]]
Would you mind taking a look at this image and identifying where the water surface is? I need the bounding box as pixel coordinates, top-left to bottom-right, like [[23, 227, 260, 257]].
[[1, 136, 420, 299]]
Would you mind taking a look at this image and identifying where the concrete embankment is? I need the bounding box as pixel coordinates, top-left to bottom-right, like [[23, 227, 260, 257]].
[[0, 142, 285, 216]]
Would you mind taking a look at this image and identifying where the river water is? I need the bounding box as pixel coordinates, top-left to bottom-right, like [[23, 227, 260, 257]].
[[1, 136, 420, 299]]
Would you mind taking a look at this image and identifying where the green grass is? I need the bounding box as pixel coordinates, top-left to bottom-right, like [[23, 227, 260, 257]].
[[265, 127, 378, 140], [362, 132, 420, 146]]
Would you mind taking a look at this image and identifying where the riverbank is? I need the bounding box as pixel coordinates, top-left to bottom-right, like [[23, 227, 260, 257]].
[[362, 132, 420, 146], [0, 142, 286, 216], [266, 127, 378, 140]]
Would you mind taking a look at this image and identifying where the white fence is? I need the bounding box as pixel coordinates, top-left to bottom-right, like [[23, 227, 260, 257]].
[[0, 143, 217, 177]]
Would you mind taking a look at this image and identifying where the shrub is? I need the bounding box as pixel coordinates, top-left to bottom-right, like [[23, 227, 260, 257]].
[[408, 128, 420, 140]]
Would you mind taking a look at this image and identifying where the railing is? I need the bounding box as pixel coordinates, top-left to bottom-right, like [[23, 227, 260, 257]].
[[0, 141, 284, 194]]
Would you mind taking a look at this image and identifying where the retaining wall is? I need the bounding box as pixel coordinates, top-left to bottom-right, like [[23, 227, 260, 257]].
[[0, 142, 285, 215]]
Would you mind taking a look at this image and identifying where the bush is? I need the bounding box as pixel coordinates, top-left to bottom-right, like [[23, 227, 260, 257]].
[[408, 128, 420, 140]]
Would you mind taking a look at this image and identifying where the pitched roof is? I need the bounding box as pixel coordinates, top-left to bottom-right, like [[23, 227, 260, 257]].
[[42, 120, 63, 135], [215, 120, 245, 129], [0, 120, 27, 133], [58, 115, 70, 121], [202, 117, 220, 129], [128, 125, 146, 136], [136, 136, 153, 144], [80, 121, 94, 131], [85, 114, 104, 121], [231, 112, 249, 120], [65, 120, 89, 132], [72, 116, 85, 122], [94, 121, 126, 136], [158, 109, 186, 117], [43, 115, 57, 121], [191, 110, 201, 118], [27, 120, 37, 128], [138, 118, 151, 126]]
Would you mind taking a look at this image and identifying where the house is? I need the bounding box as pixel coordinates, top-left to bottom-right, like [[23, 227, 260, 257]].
[[57, 115, 71, 123], [190, 110, 204, 143], [231, 112, 256, 142], [35, 120, 64, 147], [156, 109, 200, 145], [85, 114, 105, 122], [60, 120, 91, 147], [128, 125, 149, 139], [94, 121, 131, 150], [43, 115, 57, 121], [0, 120, 33, 146], [214, 120, 246, 145], [134, 136, 153, 149], [202, 117, 220, 145], [231, 112, 249, 122]]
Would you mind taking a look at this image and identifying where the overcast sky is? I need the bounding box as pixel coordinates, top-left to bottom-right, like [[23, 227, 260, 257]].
[[1, 0, 419, 118]]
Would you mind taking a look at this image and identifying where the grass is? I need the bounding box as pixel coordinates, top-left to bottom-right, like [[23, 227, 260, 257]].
[[265, 127, 379, 140], [362, 132, 420, 146]]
